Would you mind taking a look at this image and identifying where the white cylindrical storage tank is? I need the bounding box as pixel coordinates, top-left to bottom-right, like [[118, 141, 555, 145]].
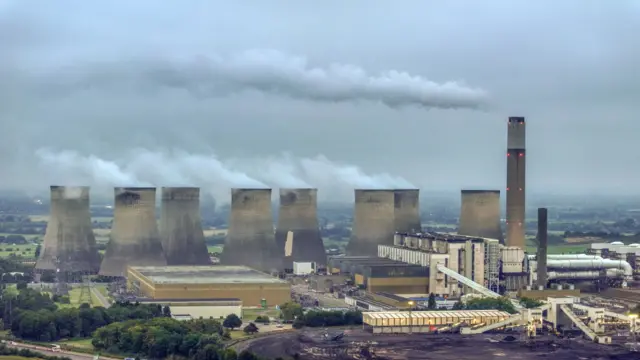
[[537, 285, 544, 290], [555, 284, 563, 290]]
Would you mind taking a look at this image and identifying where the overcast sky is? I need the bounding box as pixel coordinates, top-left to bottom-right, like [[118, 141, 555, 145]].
[[1, 0, 639, 202]]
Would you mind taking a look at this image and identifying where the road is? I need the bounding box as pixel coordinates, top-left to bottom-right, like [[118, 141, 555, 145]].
[[91, 286, 111, 308], [5, 341, 118, 360]]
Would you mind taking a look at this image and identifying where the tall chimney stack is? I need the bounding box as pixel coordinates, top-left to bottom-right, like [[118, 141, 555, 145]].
[[221, 188, 282, 273], [458, 190, 503, 241], [394, 189, 421, 233], [346, 189, 395, 256], [506, 116, 526, 249], [160, 187, 211, 265], [99, 187, 167, 277], [536, 207, 548, 288], [36, 186, 101, 274], [275, 188, 326, 269]]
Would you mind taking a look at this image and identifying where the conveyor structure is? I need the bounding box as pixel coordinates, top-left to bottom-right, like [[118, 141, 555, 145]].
[[436, 264, 524, 312]]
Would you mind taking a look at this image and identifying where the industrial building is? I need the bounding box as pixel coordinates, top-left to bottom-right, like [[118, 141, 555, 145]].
[[127, 265, 291, 307], [99, 187, 167, 277], [328, 256, 429, 293], [587, 242, 640, 279], [135, 298, 243, 320], [221, 188, 282, 273], [458, 190, 503, 242], [379, 232, 491, 296], [362, 310, 512, 334], [506, 116, 526, 249], [160, 187, 211, 266], [36, 186, 101, 274], [275, 188, 327, 268]]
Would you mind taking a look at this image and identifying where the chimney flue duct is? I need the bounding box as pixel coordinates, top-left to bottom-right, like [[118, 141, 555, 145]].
[[36, 186, 101, 274], [394, 189, 421, 233], [346, 189, 395, 256], [537, 207, 548, 287], [99, 187, 167, 277], [275, 188, 326, 269], [506, 116, 526, 249], [160, 187, 211, 265], [458, 190, 503, 241], [221, 188, 282, 273]]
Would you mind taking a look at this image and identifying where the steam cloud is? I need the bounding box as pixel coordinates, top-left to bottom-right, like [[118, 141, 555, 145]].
[[33, 49, 489, 110], [35, 148, 416, 202]]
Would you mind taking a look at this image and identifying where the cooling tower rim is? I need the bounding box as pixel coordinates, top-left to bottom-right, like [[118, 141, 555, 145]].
[[354, 188, 396, 192], [232, 187, 271, 191], [393, 188, 419, 192], [461, 189, 500, 194], [161, 186, 200, 190], [508, 116, 526, 122], [115, 186, 157, 192], [279, 187, 317, 191], [50, 185, 90, 190]]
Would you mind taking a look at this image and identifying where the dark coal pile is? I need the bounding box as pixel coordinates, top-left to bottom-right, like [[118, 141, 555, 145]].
[[235, 329, 638, 360]]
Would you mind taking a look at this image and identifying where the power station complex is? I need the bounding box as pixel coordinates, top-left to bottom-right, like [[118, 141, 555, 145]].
[[29, 116, 640, 342]]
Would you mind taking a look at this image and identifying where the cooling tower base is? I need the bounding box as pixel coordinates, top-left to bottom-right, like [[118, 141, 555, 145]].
[[345, 240, 381, 257], [221, 242, 282, 274], [100, 241, 167, 277], [276, 229, 327, 269]]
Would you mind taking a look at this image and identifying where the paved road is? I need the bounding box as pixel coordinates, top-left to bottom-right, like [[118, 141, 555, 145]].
[[5, 341, 118, 360], [91, 286, 111, 308]]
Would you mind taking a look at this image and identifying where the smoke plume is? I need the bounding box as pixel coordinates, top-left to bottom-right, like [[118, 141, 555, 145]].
[[34, 148, 415, 202], [28, 49, 488, 110]]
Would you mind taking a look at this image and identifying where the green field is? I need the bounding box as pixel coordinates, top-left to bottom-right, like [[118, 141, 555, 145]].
[[526, 243, 589, 254], [58, 338, 93, 349], [0, 243, 37, 258], [0, 356, 44, 360]]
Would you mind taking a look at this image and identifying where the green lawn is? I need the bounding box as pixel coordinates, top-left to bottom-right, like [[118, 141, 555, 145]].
[[207, 245, 223, 253], [0, 356, 44, 360], [242, 308, 281, 321]]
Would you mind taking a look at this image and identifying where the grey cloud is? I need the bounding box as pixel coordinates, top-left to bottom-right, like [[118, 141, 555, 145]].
[[30, 50, 489, 110]]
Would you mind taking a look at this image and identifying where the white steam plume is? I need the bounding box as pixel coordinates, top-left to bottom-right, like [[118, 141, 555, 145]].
[[35, 149, 415, 202], [35, 49, 489, 110]]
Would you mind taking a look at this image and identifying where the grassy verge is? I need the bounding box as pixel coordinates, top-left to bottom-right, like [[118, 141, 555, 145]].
[[526, 243, 589, 254], [241, 308, 281, 321]]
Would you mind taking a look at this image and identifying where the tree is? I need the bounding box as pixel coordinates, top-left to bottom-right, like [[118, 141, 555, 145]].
[[162, 305, 171, 317], [427, 293, 437, 310], [16, 282, 27, 290], [34, 245, 41, 258], [280, 302, 303, 321], [243, 322, 259, 334], [223, 313, 242, 330]]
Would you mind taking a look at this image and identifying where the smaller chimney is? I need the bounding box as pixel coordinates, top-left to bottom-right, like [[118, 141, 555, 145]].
[[536, 208, 548, 288]]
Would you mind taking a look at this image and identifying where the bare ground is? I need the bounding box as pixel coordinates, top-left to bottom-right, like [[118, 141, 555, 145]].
[[235, 328, 638, 360]]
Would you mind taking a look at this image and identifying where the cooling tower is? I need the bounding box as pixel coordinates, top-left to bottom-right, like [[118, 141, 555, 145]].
[[458, 190, 503, 241], [221, 188, 282, 272], [346, 189, 395, 256], [506, 116, 526, 249], [159, 187, 211, 265], [99, 187, 167, 277], [537, 207, 548, 287], [394, 189, 421, 233], [36, 186, 101, 273], [275, 188, 327, 268]]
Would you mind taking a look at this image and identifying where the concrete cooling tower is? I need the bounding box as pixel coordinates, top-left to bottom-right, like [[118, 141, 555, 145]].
[[346, 189, 395, 256], [275, 188, 327, 268], [458, 190, 503, 241], [160, 187, 211, 265], [506, 116, 526, 249], [99, 187, 167, 277], [221, 188, 282, 273], [36, 186, 101, 273], [394, 189, 421, 233]]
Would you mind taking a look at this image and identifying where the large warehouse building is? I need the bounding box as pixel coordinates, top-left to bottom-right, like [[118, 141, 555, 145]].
[[328, 256, 429, 293], [127, 265, 291, 307]]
